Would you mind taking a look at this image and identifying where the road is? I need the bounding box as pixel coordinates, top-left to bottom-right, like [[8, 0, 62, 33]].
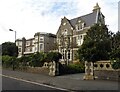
[[2, 75, 68, 91], [1, 69, 120, 91]]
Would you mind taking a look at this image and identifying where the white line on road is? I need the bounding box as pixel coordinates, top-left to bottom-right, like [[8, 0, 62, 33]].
[[0, 74, 69, 91]]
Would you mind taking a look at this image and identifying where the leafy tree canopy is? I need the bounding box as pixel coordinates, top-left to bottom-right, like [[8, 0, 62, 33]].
[[2, 42, 18, 57], [110, 31, 120, 59], [110, 31, 120, 69], [29, 52, 46, 67], [78, 24, 111, 62], [111, 31, 120, 50], [46, 52, 62, 62]]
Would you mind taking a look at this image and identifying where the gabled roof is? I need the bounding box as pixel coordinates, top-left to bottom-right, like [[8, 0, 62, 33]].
[[69, 11, 97, 28]]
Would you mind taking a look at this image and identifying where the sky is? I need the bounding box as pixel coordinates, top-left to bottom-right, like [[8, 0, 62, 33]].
[[0, 0, 119, 44]]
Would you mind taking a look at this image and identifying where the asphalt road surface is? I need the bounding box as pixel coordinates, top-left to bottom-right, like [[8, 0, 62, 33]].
[[2, 76, 68, 92]]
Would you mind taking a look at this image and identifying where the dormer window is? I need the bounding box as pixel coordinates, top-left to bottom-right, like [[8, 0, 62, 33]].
[[76, 22, 85, 31], [76, 25, 78, 31], [76, 24, 82, 31]]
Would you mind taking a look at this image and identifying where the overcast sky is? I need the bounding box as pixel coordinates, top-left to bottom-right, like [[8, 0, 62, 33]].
[[0, 0, 119, 44]]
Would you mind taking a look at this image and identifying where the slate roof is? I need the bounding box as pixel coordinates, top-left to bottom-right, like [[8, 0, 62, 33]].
[[69, 11, 97, 28], [34, 32, 56, 38]]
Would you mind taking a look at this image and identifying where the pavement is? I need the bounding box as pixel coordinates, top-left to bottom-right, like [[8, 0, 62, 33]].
[[2, 69, 120, 91]]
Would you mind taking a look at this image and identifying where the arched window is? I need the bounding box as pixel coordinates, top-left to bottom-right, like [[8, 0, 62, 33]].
[[63, 22, 66, 25], [64, 29, 68, 35], [68, 50, 70, 59]]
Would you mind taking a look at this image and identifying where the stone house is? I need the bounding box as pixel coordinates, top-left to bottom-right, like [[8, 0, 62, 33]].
[[56, 3, 105, 64]]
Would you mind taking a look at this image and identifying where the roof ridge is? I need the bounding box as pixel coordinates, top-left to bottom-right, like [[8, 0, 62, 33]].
[[70, 12, 94, 21]]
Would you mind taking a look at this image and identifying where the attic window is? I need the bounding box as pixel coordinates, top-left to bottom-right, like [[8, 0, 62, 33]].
[[78, 20, 81, 23], [63, 23, 66, 25], [76, 24, 82, 31]]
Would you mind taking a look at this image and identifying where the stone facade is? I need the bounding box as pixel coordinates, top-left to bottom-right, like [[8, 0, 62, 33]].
[[16, 37, 26, 57], [34, 32, 56, 53], [16, 32, 56, 57], [56, 3, 105, 64]]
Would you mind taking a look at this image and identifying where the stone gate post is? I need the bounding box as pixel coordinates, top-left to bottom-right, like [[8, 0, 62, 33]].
[[83, 61, 94, 80], [49, 61, 59, 76]]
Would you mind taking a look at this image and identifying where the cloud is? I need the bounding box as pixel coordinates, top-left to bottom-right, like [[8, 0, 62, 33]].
[[0, 0, 119, 44]]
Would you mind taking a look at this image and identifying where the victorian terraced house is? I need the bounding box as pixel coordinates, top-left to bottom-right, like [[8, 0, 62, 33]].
[[56, 3, 105, 64], [16, 32, 56, 57]]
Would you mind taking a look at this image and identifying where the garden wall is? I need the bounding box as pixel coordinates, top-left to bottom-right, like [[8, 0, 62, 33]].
[[94, 70, 120, 81], [94, 60, 120, 81], [23, 67, 49, 75], [84, 60, 120, 81]]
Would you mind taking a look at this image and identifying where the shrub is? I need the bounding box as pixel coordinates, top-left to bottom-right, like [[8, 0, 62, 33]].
[[29, 52, 45, 67], [2, 55, 18, 70], [2, 55, 13, 68], [59, 63, 85, 75], [111, 58, 120, 69], [67, 63, 85, 73], [46, 52, 62, 63]]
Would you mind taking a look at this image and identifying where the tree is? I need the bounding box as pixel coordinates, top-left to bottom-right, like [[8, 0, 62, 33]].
[[46, 52, 62, 62], [2, 42, 18, 57], [110, 31, 120, 69], [111, 58, 120, 69], [29, 52, 46, 67], [78, 24, 111, 63], [111, 31, 120, 50], [17, 56, 30, 68], [110, 31, 120, 59]]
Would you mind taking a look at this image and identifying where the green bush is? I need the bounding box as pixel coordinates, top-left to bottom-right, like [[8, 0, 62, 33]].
[[59, 63, 85, 75], [67, 63, 85, 73], [46, 52, 62, 63], [111, 58, 120, 69], [29, 52, 45, 67], [2, 55, 13, 68]]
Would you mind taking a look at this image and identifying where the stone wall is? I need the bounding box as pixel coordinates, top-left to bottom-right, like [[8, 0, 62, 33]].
[[26, 67, 49, 75], [94, 61, 120, 81], [94, 70, 120, 81], [84, 60, 120, 81], [94, 60, 113, 70]]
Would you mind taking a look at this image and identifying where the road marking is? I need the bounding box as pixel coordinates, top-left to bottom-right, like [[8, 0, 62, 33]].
[[0, 74, 69, 91]]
